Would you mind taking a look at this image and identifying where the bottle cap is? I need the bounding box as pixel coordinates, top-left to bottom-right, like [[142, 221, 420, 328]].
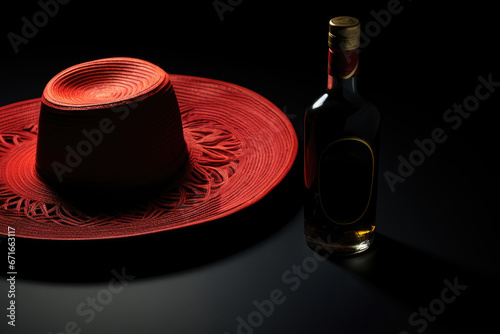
[[328, 16, 361, 50]]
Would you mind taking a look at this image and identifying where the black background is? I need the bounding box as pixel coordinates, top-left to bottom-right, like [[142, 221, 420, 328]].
[[1, 0, 499, 333]]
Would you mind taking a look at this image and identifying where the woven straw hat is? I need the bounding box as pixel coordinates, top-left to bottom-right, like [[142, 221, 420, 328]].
[[0, 57, 297, 240]]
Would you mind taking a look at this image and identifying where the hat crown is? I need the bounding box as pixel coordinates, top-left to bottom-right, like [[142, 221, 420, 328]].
[[35, 57, 189, 193]]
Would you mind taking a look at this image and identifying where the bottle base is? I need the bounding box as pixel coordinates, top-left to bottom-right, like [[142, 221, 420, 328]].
[[305, 234, 374, 256]]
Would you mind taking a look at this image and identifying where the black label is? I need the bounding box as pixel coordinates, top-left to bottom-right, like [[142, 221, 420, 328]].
[[318, 137, 374, 224]]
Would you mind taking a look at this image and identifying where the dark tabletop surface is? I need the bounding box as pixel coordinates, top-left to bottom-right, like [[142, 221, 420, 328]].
[[1, 0, 499, 333]]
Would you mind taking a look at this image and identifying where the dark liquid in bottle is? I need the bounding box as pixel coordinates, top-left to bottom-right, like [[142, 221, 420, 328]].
[[304, 86, 380, 254]]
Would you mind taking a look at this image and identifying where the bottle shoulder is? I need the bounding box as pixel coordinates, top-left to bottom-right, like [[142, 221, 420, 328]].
[[305, 91, 380, 142], [306, 91, 379, 120]]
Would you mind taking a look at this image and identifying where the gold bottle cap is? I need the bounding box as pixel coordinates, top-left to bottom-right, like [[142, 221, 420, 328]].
[[328, 16, 361, 50]]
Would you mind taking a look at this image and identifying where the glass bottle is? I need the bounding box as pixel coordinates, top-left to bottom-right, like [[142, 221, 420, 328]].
[[304, 16, 381, 255]]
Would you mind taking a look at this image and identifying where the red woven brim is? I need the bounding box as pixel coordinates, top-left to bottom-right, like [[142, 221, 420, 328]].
[[0, 75, 297, 240]]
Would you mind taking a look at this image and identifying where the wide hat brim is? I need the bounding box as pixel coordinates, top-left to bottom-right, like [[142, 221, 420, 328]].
[[0, 74, 298, 240]]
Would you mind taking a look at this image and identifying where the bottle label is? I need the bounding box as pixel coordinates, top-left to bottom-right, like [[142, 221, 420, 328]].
[[328, 48, 359, 79], [318, 137, 374, 225]]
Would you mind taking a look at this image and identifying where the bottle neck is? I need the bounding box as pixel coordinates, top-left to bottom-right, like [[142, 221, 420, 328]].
[[327, 48, 359, 98]]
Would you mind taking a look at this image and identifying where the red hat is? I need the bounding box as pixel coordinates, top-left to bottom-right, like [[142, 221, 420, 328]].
[[0, 57, 297, 240]]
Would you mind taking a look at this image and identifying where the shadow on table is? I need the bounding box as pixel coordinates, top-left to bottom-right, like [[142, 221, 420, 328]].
[[327, 233, 498, 333], [11, 148, 303, 283]]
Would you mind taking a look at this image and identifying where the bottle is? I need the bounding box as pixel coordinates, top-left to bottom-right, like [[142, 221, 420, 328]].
[[304, 16, 381, 255]]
